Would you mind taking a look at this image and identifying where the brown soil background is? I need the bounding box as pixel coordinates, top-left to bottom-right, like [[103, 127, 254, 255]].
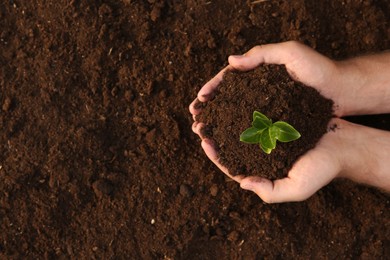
[[0, 0, 389, 259], [198, 65, 334, 180]]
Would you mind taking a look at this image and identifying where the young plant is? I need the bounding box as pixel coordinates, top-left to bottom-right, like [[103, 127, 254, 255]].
[[240, 111, 301, 154]]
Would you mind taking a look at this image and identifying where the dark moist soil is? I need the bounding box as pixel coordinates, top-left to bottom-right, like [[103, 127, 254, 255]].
[[1, 0, 390, 259], [198, 65, 333, 180]]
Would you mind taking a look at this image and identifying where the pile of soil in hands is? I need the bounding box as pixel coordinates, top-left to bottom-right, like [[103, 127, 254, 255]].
[[198, 65, 334, 180]]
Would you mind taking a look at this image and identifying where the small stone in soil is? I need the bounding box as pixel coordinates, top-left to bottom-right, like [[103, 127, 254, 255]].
[[209, 184, 218, 197], [227, 231, 240, 242], [2, 97, 12, 111]]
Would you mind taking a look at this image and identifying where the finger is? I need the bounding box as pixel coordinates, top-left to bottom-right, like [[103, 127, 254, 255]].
[[232, 174, 245, 183], [192, 122, 209, 139], [195, 122, 207, 138], [201, 138, 236, 180], [198, 66, 231, 102], [189, 98, 202, 116], [192, 121, 201, 135], [192, 121, 199, 134], [239, 137, 341, 203], [240, 176, 313, 203], [228, 41, 305, 71]]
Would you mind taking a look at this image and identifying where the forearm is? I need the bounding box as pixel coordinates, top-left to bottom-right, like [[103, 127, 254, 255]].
[[339, 121, 390, 191], [334, 52, 390, 116]]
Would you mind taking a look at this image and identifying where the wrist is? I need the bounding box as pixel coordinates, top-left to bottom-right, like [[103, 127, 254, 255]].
[[337, 121, 390, 191], [334, 52, 390, 116], [332, 60, 366, 116]]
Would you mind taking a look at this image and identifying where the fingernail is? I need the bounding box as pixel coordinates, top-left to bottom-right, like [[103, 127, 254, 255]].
[[192, 122, 199, 131]]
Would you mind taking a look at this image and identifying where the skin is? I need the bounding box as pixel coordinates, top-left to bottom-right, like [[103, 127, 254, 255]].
[[189, 41, 390, 203]]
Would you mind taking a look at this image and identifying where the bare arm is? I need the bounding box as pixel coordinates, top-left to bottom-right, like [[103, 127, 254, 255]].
[[335, 52, 390, 116], [337, 120, 390, 192]]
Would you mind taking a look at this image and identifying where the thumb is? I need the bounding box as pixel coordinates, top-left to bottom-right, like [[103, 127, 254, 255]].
[[240, 176, 314, 203], [228, 41, 300, 71]]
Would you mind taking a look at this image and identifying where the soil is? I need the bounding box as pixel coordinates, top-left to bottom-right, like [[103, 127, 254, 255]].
[[0, 0, 389, 259], [198, 65, 333, 180]]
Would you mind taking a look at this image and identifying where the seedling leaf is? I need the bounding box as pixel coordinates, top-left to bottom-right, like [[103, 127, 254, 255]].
[[260, 143, 272, 154], [260, 128, 276, 150], [273, 121, 301, 142], [240, 111, 301, 154], [253, 111, 269, 121], [253, 116, 271, 130], [240, 127, 261, 144]]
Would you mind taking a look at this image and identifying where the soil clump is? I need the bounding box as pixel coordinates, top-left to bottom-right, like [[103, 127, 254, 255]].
[[198, 65, 334, 179]]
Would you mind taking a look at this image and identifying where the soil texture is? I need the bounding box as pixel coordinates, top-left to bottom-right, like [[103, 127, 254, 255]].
[[0, 0, 389, 259], [198, 65, 333, 180]]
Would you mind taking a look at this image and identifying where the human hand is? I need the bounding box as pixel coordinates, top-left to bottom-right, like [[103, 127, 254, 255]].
[[190, 41, 390, 119], [189, 41, 390, 203], [195, 117, 390, 203], [190, 41, 344, 119], [198, 118, 344, 203]]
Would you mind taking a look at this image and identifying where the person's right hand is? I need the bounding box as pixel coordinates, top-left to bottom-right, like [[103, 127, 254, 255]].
[[197, 117, 390, 203]]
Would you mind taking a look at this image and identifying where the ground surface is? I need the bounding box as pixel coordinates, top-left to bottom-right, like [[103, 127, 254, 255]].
[[0, 0, 389, 259]]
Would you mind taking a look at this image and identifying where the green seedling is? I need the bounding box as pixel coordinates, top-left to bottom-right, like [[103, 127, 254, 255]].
[[240, 111, 301, 154]]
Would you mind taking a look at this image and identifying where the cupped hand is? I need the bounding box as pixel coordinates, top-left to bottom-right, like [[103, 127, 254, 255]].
[[190, 41, 390, 203], [197, 117, 390, 203], [199, 118, 346, 203], [190, 41, 346, 118], [189, 41, 351, 202]]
